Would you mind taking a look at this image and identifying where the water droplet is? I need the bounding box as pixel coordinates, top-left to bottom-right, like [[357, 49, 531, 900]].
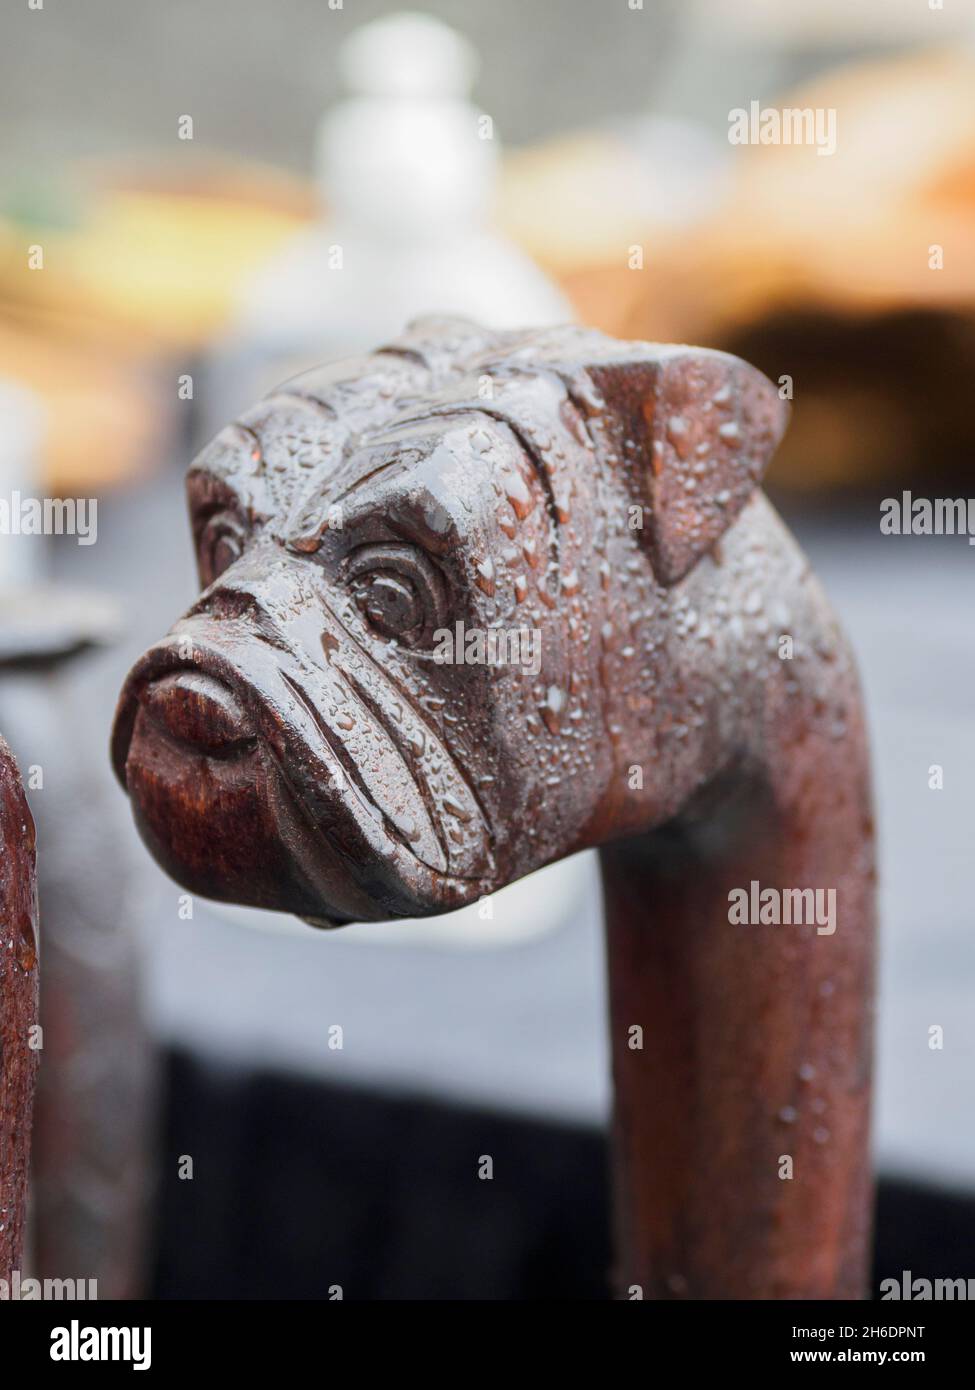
[[15, 914, 36, 973], [536, 582, 557, 610], [666, 415, 692, 460], [442, 795, 472, 823], [475, 557, 496, 597], [541, 686, 566, 735], [502, 471, 534, 520]]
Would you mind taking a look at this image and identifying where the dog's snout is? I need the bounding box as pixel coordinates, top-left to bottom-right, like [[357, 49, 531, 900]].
[[187, 581, 296, 656], [140, 672, 254, 756]]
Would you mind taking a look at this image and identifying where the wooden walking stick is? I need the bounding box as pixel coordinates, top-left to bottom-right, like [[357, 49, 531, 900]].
[[0, 736, 38, 1286], [112, 320, 875, 1299], [0, 595, 155, 1299]]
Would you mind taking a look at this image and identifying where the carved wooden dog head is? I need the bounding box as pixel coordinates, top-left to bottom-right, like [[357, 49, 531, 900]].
[[112, 319, 786, 927], [112, 319, 876, 1300]]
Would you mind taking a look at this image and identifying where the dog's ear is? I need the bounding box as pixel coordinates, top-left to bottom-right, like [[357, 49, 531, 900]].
[[581, 346, 788, 585]]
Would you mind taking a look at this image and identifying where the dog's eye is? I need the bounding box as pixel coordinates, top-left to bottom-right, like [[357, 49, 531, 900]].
[[354, 573, 421, 638], [344, 544, 446, 646], [198, 512, 246, 587]]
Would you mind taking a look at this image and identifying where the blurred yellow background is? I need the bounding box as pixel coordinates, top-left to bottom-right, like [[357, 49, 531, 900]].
[[2, 1, 973, 489]]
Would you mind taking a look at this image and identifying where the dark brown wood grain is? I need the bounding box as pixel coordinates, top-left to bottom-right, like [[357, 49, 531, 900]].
[[0, 735, 39, 1284], [0, 631, 156, 1300], [601, 590, 875, 1298], [112, 318, 876, 1299]]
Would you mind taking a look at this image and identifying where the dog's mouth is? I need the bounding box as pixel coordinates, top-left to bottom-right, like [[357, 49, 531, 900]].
[[111, 621, 495, 925]]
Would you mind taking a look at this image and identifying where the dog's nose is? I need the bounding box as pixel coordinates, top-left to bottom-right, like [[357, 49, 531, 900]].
[[140, 672, 254, 756]]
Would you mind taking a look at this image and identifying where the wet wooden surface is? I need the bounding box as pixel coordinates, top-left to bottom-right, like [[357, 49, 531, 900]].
[[0, 736, 38, 1283], [110, 322, 877, 1297]]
